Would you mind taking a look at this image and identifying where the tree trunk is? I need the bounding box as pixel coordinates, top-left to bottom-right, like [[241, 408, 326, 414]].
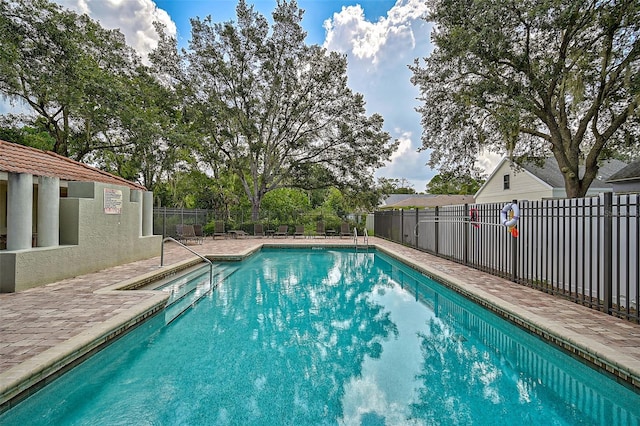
[[251, 200, 260, 222]]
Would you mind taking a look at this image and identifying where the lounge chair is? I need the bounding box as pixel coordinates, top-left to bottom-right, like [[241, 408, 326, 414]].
[[293, 225, 305, 238], [212, 221, 226, 239], [340, 222, 353, 238], [193, 224, 206, 243], [228, 229, 248, 238], [175, 224, 186, 242], [274, 225, 289, 238], [316, 221, 326, 238], [254, 223, 265, 237], [176, 224, 200, 244]]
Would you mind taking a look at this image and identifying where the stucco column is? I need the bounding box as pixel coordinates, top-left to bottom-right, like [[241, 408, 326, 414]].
[[7, 172, 33, 250], [37, 176, 60, 247], [130, 190, 143, 236], [142, 191, 153, 236]]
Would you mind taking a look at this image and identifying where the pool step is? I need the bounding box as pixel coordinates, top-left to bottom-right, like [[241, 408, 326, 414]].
[[162, 265, 239, 324]]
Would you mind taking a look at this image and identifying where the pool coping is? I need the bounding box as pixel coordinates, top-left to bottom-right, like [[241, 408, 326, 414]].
[[1, 240, 638, 412], [0, 259, 203, 411], [0, 292, 168, 411]]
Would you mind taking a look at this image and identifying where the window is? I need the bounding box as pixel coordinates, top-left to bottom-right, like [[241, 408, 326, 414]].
[[503, 174, 510, 190]]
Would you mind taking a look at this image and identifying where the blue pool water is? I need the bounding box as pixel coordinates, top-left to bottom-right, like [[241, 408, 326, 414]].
[[1, 248, 639, 425]]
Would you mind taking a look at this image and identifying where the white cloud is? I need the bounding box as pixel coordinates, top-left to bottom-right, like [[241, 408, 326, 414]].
[[323, 0, 430, 65], [475, 150, 503, 177], [375, 131, 434, 191], [323, 0, 434, 191], [54, 0, 176, 60]]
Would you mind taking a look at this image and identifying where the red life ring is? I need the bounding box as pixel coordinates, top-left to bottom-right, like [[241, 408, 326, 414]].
[[469, 208, 480, 228]]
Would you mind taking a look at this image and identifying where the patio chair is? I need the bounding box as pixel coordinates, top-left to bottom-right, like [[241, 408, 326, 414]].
[[340, 222, 353, 238], [293, 225, 305, 238], [193, 224, 205, 244], [175, 224, 186, 243], [274, 225, 289, 238], [254, 223, 265, 238], [176, 224, 200, 244], [316, 221, 326, 238], [212, 221, 226, 239], [228, 228, 248, 239]]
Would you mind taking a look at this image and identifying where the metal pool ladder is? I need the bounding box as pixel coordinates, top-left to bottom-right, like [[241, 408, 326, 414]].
[[354, 227, 369, 251], [161, 236, 213, 285]]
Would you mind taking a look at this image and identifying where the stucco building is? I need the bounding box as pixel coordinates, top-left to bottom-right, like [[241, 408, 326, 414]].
[[0, 140, 161, 292]]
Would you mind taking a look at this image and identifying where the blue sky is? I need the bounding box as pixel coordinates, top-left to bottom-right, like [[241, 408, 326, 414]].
[[38, 1, 499, 190], [155, 1, 399, 46]]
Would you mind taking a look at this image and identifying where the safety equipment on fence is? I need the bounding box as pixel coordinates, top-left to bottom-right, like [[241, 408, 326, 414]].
[[500, 202, 520, 238], [469, 207, 480, 228]]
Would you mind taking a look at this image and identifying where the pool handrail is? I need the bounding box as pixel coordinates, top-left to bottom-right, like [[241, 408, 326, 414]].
[[161, 236, 213, 285], [353, 227, 369, 249]]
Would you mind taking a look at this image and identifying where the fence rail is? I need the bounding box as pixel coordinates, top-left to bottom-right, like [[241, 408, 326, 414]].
[[152, 207, 355, 238], [374, 193, 639, 323]]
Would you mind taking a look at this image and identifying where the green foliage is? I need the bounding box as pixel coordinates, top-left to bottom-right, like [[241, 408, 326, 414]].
[[426, 172, 484, 195], [321, 188, 347, 218], [261, 188, 311, 223], [0, 1, 187, 193], [411, 0, 640, 197], [0, 121, 55, 151], [0, 0, 140, 159]]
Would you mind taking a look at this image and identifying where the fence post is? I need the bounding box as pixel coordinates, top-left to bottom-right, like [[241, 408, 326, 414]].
[[415, 208, 419, 249], [434, 206, 439, 255], [401, 209, 404, 245], [464, 204, 469, 265], [511, 199, 518, 282], [163, 207, 166, 237], [603, 192, 613, 315]]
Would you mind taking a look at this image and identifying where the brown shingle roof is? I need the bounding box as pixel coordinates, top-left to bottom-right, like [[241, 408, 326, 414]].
[[384, 194, 475, 208], [0, 140, 146, 190]]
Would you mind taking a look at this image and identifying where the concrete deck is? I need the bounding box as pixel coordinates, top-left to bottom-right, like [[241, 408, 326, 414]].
[[1, 236, 639, 410]]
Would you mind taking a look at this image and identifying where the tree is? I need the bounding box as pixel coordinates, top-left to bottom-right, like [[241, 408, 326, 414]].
[[0, 0, 142, 160], [411, 0, 640, 198], [94, 66, 190, 192], [173, 0, 396, 220], [426, 172, 484, 195], [0, 118, 55, 151], [261, 188, 311, 222]]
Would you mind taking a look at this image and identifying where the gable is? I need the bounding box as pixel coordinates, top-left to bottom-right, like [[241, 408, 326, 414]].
[[475, 158, 553, 203]]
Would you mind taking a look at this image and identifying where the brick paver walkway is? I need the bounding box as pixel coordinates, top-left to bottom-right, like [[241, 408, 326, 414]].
[[1, 236, 639, 408]]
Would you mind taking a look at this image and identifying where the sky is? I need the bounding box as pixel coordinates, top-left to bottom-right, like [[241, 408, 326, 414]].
[[41, 0, 500, 191]]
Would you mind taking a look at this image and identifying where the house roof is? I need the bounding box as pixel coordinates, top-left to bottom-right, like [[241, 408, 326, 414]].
[[381, 194, 433, 207], [607, 160, 640, 183], [381, 194, 475, 208], [0, 139, 146, 190], [519, 157, 627, 189]]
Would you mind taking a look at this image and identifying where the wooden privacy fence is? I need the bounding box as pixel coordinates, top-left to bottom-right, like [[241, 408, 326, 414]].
[[374, 193, 639, 323]]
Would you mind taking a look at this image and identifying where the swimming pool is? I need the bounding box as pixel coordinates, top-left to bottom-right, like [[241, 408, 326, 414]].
[[1, 248, 638, 425]]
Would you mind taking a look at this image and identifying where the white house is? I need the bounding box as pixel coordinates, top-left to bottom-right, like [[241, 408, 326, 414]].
[[474, 157, 627, 204]]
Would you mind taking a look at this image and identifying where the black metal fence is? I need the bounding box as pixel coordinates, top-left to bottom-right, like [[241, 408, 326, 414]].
[[374, 193, 639, 323], [153, 208, 216, 239], [153, 207, 355, 238]]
